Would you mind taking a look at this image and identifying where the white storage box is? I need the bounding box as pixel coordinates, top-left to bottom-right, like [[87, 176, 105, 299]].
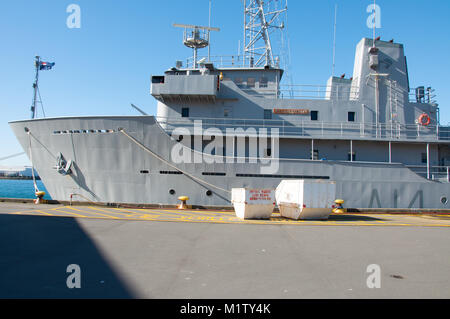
[[275, 180, 336, 220], [231, 188, 276, 220]]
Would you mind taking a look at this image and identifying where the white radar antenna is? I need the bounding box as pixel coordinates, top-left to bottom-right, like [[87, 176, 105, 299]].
[[242, 0, 288, 68], [173, 23, 220, 69]]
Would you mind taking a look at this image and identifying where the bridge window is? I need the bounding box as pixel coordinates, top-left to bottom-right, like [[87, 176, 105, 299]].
[[247, 78, 256, 88], [348, 152, 356, 161], [264, 109, 272, 120], [260, 77, 268, 88], [421, 153, 427, 164], [151, 76, 165, 84], [311, 111, 319, 121], [348, 112, 356, 122], [181, 108, 190, 118]]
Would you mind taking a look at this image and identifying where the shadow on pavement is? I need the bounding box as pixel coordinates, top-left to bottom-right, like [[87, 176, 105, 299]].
[[328, 214, 386, 222], [0, 214, 136, 298]]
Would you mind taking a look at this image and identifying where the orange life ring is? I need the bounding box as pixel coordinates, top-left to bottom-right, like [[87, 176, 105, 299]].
[[418, 113, 431, 126]]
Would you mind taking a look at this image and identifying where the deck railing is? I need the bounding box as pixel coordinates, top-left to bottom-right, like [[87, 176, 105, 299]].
[[156, 116, 449, 142], [185, 55, 279, 69], [406, 165, 450, 182]]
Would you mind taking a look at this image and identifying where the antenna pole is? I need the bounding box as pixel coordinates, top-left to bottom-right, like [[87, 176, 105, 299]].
[[208, 0, 212, 62], [243, 0, 246, 67], [31, 56, 40, 119], [373, 0, 376, 47], [332, 4, 337, 77]]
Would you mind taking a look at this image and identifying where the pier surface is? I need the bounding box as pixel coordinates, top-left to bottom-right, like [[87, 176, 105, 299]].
[[0, 202, 449, 298]]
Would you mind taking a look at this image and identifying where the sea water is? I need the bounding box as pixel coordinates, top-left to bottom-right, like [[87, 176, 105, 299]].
[[0, 179, 52, 200]]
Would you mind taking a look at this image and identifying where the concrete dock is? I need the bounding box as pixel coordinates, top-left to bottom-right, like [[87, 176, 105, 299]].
[[0, 201, 449, 298]]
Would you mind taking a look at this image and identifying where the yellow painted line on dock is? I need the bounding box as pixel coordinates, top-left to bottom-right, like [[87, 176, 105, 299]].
[[53, 207, 88, 218], [111, 207, 147, 217], [36, 210, 53, 216], [1, 204, 450, 227], [107, 207, 165, 219], [73, 206, 122, 219]]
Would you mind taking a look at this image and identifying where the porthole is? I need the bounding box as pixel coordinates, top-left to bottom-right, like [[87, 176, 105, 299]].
[[169, 189, 176, 195], [441, 196, 448, 205], [206, 190, 213, 197]]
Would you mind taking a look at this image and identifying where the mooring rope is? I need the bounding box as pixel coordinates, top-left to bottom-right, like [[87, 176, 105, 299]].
[[119, 128, 231, 194], [0, 152, 26, 162], [27, 132, 40, 194]]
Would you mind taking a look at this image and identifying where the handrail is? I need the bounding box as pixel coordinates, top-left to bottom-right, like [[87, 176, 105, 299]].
[[184, 54, 281, 69], [156, 116, 449, 141], [406, 165, 450, 182]]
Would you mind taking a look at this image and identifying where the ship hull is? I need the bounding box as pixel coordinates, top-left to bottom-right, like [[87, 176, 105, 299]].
[[9, 116, 450, 209]]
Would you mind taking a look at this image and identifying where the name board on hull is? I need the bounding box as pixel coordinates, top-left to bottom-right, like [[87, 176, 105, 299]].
[[273, 109, 310, 115]]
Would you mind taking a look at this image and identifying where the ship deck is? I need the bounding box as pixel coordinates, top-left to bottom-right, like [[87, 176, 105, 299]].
[[1, 201, 450, 298]]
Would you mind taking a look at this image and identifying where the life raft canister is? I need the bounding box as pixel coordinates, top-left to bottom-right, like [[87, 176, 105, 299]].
[[418, 113, 431, 126]]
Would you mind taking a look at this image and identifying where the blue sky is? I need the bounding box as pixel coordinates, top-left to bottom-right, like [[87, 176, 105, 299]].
[[1, 0, 449, 166]]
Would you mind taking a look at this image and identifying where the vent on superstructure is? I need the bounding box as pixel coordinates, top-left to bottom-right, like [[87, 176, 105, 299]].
[[202, 172, 226, 176], [160, 171, 183, 175], [52, 129, 116, 135]]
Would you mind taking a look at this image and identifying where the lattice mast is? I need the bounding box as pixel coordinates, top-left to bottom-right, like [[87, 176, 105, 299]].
[[242, 0, 287, 68]]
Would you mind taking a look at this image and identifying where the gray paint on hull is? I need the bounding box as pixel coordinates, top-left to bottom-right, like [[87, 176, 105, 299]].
[[9, 116, 450, 209]]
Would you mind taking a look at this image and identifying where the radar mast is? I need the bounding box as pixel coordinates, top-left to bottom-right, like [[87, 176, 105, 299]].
[[242, 0, 288, 68]]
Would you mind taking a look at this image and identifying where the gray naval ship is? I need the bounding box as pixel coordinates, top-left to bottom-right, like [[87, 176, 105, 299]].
[[9, 1, 450, 209]]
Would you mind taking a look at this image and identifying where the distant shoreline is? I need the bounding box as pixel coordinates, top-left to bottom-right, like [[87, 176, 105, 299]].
[[0, 176, 41, 181]]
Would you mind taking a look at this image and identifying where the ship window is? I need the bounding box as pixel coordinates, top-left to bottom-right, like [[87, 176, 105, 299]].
[[247, 78, 256, 88], [160, 171, 183, 175], [311, 150, 319, 160], [348, 152, 356, 161], [152, 76, 165, 84], [264, 148, 272, 158], [202, 172, 226, 176], [348, 112, 356, 122], [236, 173, 330, 179], [264, 109, 272, 120], [260, 77, 268, 88], [311, 111, 319, 121], [421, 153, 427, 164], [181, 108, 190, 118]]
